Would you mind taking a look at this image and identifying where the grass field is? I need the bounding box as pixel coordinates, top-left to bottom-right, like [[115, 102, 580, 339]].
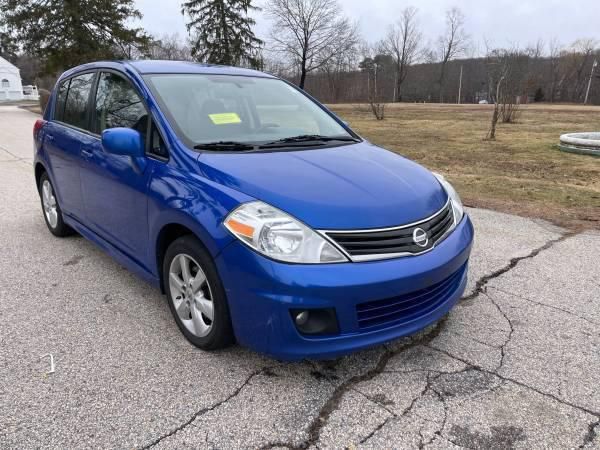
[[330, 103, 600, 230]]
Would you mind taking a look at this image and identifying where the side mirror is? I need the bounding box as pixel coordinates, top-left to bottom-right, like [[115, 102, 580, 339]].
[[101, 128, 144, 157]]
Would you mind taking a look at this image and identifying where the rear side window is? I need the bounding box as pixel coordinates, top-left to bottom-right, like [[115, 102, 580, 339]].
[[54, 79, 70, 122], [93, 72, 148, 135], [62, 73, 95, 130]]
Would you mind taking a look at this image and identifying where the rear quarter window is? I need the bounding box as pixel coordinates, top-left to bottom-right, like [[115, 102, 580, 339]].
[[54, 79, 70, 122], [62, 73, 95, 130]]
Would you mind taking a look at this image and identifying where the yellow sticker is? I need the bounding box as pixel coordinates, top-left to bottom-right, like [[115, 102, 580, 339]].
[[208, 113, 242, 125]]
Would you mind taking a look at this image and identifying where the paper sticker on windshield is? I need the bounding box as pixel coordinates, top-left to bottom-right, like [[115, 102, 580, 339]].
[[209, 113, 242, 125]]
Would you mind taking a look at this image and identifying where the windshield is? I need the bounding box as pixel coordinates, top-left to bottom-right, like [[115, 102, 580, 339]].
[[144, 74, 354, 147]]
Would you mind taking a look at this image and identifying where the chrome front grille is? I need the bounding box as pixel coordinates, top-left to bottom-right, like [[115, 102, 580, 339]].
[[323, 201, 454, 262]]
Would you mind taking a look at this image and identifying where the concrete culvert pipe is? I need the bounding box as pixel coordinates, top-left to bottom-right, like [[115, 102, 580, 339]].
[[559, 132, 600, 157]]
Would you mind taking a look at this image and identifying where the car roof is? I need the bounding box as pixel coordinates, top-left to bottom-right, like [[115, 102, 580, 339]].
[[128, 60, 275, 77], [60, 60, 276, 79]]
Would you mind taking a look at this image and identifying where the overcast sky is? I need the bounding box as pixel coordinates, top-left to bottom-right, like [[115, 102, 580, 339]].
[[135, 0, 600, 54]]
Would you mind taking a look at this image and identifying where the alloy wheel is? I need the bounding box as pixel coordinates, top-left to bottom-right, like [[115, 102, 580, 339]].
[[168, 253, 214, 337], [41, 180, 58, 228]]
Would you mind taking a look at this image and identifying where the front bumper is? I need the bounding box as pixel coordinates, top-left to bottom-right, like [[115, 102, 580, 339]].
[[215, 215, 474, 360]]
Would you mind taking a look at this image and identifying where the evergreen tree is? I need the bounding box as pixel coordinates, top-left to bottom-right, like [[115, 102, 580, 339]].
[[182, 0, 263, 68], [0, 30, 17, 62], [0, 0, 150, 73], [0, 15, 18, 62]]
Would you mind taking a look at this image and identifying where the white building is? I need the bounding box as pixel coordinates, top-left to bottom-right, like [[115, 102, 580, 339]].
[[0, 56, 24, 101]]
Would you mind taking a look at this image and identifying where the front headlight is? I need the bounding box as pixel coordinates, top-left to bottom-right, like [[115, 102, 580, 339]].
[[224, 201, 348, 263], [433, 173, 464, 225]]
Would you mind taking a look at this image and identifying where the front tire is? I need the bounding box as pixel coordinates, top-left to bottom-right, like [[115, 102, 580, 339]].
[[163, 235, 234, 350], [38, 172, 74, 237]]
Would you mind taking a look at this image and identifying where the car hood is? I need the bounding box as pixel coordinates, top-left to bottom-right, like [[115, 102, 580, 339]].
[[196, 142, 448, 229]]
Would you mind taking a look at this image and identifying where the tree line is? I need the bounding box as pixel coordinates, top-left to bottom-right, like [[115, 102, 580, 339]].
[[302, 38, 600, 106], [1, 0, 598, 106]]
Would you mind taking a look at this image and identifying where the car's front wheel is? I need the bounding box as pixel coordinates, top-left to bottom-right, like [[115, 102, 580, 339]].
[[163, 236, 234, 350], [38, 172, 74, 237]]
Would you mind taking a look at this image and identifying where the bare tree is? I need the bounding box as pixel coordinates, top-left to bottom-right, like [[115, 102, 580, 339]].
[[485, 48, 526, 140], [485, 50, 509, 140], [14, 53, 42, 84], [548, 38, 563, 102], [381, 6, 422, 102], [320, 41, 360, 102], [421, 47, 437, 64], [148, 33, 193, 60], [565, 38, 599, 102], [526, 39, 544, 59], [437, 7, 469, 102], [264, 0, 360, 89], [359, 44, 387, 119], [263, 55, 290, 77], [518, 40, 544, 102]]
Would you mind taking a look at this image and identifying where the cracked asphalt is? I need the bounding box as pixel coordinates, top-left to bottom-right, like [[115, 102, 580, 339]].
[[0, 105, 598, 449]]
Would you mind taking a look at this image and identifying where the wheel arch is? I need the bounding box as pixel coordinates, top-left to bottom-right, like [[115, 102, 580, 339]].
[[34, 162, 47, 192], [155, 222, 217, 293]]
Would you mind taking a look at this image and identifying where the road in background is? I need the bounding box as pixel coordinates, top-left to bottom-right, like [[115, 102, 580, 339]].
[[0, 105, 598, 449]]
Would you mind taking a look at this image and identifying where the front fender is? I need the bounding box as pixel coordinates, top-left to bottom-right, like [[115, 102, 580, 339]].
[[147, 162, 255, 276]]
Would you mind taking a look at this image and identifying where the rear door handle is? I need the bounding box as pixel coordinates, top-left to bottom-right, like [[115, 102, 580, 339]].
[[46, 134, 54, 142]]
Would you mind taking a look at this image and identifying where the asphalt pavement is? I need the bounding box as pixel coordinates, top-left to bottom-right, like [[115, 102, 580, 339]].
[[0, 104, 598, 449]]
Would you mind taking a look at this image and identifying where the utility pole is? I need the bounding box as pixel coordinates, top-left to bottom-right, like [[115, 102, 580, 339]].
[[457, 65, 463, 104], [584, 59, 598, 105]]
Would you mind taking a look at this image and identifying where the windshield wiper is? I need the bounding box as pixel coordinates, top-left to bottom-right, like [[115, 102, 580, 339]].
[[194, 141, 256, 151], [194, 135, 360, 151], [260, 134, 360, 148]]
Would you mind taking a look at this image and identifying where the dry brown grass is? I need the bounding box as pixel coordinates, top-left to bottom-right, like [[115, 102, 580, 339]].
[[330, 103, 600, 230]]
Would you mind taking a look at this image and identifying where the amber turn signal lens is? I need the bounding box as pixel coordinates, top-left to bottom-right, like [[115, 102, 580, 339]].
[[225, 218, 255, 238]]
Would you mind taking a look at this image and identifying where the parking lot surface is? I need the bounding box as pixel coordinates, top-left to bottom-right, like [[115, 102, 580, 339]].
[[0, 105, 598, 449]]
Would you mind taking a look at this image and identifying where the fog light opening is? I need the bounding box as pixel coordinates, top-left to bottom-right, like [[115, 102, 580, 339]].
[[290, 308, 339, 336]]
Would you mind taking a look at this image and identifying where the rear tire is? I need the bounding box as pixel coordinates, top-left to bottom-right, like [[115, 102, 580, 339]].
[[39, 172, 74, 237], [163, 235, 234, 350]]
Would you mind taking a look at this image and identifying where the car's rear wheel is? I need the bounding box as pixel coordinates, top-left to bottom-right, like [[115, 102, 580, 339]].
[[163, 236, 234, 350], [39, 172, 74, 237]]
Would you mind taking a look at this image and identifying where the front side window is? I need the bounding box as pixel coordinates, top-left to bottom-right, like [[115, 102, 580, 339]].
[[149, 123, 168, 158], [1, 79, 9, 88], [62, 73, 95, 130], [94, 72, 148, 135], [144, 74, 353, 147]]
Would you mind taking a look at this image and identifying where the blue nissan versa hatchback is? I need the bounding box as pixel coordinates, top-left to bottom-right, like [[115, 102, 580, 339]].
[[34, 61, 474, 360]]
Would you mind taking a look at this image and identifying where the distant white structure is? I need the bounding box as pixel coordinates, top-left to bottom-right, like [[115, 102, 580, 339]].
[[23, 85, 39, 101], [0, 56, 24, 101]]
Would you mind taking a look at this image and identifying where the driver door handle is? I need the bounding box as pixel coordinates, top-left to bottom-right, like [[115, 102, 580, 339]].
[[81, 147, 93, 158]]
